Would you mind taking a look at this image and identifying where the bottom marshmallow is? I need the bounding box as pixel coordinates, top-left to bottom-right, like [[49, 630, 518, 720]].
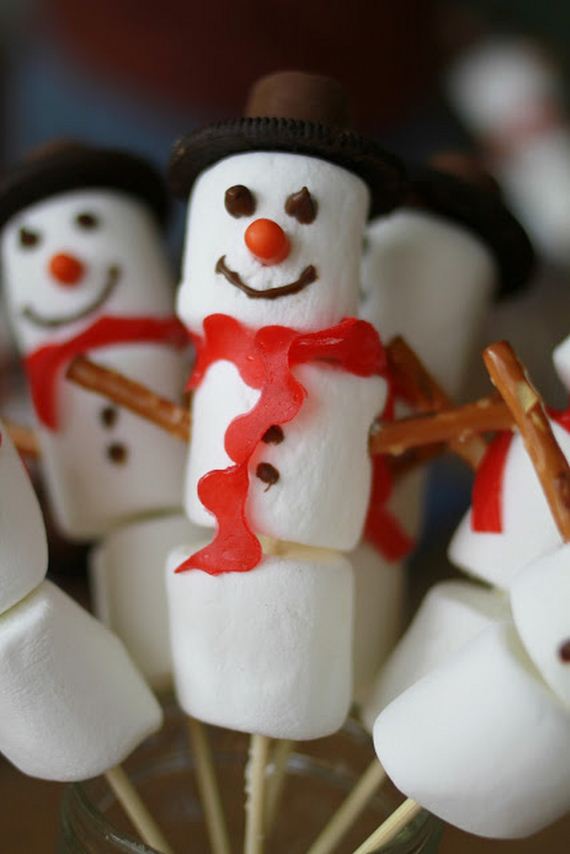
[[167, 546, 354, 740], [374, 622, 570, 839], [91, 513, 207, 691], [0, 581, 162, 781]]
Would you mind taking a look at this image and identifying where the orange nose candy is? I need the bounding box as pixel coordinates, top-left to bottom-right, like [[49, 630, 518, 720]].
[[244, 219, 290, 264], [49, 253, 85, 286]]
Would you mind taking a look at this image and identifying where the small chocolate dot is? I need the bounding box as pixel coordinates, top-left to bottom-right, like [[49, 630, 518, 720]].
[[107, 442, 128, 465], [100, 406, 119, 429], [19, 227, 41, 248], [225, 185, 256, 218], [558, 639, 570, 663], [262, 425, 284, 444], [256, 462, 280, 491], [285, 186, 317, 224]]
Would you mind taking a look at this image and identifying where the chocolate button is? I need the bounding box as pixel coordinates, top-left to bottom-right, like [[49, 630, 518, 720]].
[[256, 462, 279, 491], [100, 406, 119, 428], [559, 639, 570, 663], [107, 442, 128, 465], [262, 425, 284, 444]]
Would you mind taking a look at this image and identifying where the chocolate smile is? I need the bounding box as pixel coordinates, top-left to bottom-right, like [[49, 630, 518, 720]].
[[216, 256, 317, 299], [21, 265, 121, 328]]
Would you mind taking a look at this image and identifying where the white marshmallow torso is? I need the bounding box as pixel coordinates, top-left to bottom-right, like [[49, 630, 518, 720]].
[[361, 210, 495, 396], [178, 151, 369, 331], [186, 360, 385, 550], [362, 580, 509, 731], [511, 543, 570, 707], [374, 622, 570, 839], [0, 580, 162, 781], [167, 546, 353, 740], [0, 424, 48, 614], [1, 190, 188, 539], [90, 512, 208, 692], [449, 420, 570, 589]]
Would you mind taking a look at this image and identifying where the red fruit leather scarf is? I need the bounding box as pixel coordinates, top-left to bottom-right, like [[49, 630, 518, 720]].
[[25, 315, 188, 430], [471, 405, 570, 532], [176, 312, 408, 575]]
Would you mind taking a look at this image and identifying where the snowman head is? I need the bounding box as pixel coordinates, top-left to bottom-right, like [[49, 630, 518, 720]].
[[0, 144, 171, 353], [169, 71, 406, 332]]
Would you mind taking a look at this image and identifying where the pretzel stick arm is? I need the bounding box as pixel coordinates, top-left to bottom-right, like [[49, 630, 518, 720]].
[[66, 356, 191, 442], [483, 341, 570, 542], [4, 419, 40, 457]]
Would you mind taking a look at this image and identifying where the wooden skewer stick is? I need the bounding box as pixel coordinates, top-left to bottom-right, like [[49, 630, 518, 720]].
[[351, 798, 423, 854], [307, 761, 386, 854], [4, 419, 40, 457], [264, 738, 294, 832], [483, 340, 570, 541], [67, 356, 190, 442], [187, 717, 231, 854], [105, 765, 174, 854], [244, 734, 271, 854]]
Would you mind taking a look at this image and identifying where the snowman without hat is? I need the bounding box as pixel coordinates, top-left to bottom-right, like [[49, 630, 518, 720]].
[[0, 142, 205, 691], [165, 70, 408, 741]]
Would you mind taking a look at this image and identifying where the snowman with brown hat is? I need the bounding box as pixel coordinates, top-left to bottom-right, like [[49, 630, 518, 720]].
[[165, 69, 407, 789], [0, 142, 203, 691]]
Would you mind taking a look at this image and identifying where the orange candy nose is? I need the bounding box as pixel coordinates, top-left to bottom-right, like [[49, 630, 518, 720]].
[[244, 219, 290, 265], [49, 253, 85, 286]]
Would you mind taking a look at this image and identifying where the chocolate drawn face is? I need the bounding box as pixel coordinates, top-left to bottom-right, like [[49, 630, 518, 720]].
[[179, 150, 369, 330], [1, 189, 175, 353]]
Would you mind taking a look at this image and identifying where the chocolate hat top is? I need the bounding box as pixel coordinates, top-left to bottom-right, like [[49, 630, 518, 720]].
[[168, 71, 406, 217], [407, 156, 535, 299], [0, 141, 169, 229]]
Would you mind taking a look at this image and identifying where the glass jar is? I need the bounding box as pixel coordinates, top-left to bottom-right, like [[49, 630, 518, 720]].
[[58, 707, 442, 853]]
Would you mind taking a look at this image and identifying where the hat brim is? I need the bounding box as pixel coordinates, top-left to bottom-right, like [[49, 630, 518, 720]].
[[0, 148, 168, 229], [409, 166, 535, 300], [168, 117, 407, 217]]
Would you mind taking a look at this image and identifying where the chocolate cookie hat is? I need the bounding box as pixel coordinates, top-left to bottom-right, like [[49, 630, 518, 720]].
[[0, 141, 168, 228], [407, 153, 535, 299], [168, 71, 406, 216]]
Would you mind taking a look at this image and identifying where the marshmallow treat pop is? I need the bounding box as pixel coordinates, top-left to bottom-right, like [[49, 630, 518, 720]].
[[165, 71, 406, 852], [0, 143, 204, 691], [356, 342, 570, 852], [0, 422, 171, 852]]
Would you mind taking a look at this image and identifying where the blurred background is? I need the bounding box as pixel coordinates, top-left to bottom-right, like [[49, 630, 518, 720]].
[[0, 1, 570, 850]]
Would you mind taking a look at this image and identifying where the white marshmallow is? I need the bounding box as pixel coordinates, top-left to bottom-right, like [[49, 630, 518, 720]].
[[186, 359, 386, 551], [449, 419, 570, 589], [374, 622, 570, 839], [0, 423, 47, 614], [1, 190, 188, 539], [511, 544, 570, 707], [90, 513, 207, 692], [167, 545, 353, 740], [553, 332, 570, 391], [178, 151, 369, 332], [362, 580, 508, 731], [361, 210, 495, 396], [0, 580, 162, 781]]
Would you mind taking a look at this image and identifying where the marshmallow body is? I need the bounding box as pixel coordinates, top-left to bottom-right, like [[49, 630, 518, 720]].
[[91, 513, 207, 692], [178, 151, 369, 331], [0, 424, 47, 614], [0, 580, 162, 781], [449, 419, 570, 589], [186, 359, 386, 550], [361, 210, 494, 396], [167, 546, 353, 740], [374, 622, 570, 839], [362, 580, 508, 730], [511, 544, 570, 707], [1, 190, 188, 540]]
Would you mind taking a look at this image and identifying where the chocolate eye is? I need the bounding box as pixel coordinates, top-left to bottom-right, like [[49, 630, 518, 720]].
[[76, 212, 99, 229], [285, 187, 317, 224], [225, 185, 256, 218], [18, 227, 41, 249]]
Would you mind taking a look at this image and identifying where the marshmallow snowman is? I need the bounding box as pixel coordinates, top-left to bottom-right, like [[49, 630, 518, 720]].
[[166, 71, 406, 739], [0, 422, 162, 781], [0, 152, 188, 540], [179, 151, 387, 550], [450, 334, 570, 590], [448, 38, 570, 266]]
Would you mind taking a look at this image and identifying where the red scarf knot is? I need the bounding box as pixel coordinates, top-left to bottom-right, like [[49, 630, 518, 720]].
[[177, 313, 394, 575], [25, 315, 188, 430]]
